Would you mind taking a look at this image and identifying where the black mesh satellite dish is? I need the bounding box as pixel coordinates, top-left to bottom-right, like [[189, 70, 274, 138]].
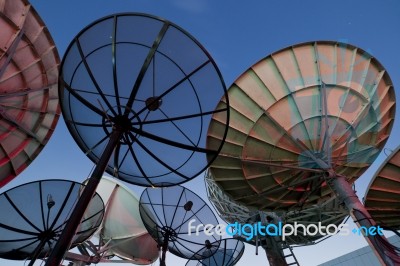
[[139, 185, 221, 266], [186, 239, 245, 266], [0, 179, 104, 265], [59, 13, 229, 187], [47, 13, 229, 264]]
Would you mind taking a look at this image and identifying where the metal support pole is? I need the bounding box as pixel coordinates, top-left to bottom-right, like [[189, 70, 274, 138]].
[[259, 214, 288, 266], [160, 236, 169, 266], [45, 130, 122, 266], [28, 238, 48, 266], [329, 174, 397, 266], [264, 239, 288, 266]]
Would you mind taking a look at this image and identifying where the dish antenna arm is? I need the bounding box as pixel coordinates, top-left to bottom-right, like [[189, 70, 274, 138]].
[[327, 173, 398, 265], [45, 129, 122, 266], [160, 234, 169, 266]]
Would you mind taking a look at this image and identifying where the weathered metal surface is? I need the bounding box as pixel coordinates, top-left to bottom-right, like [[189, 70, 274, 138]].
[[365, 146, 400, 229], [207, 41, 395, 211], [0, 0, 60, 187]]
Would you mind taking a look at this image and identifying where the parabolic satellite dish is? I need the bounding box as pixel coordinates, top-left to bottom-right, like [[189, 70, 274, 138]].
[[0, 0, 60, 187], [93, 176, 158, 264], [139, 185, 221, 265], [0, 179, 104, 261], [207, 41, 395, 211], [186, 239, 245, 266], [59, 12, 229, 187], [364, 146, 400, 229], [47, 12, 229, 265]]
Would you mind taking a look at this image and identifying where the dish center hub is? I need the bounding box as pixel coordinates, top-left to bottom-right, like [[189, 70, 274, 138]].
[[145, 96, 162, 111], [113, 115, 133, 132]]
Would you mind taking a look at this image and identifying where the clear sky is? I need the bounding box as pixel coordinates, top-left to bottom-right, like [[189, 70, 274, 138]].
[[1, 0, 400, 265]]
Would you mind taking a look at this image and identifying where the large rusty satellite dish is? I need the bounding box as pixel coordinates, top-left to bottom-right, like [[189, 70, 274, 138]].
[[207, 41, 395, 211], [0, 0, 60, 187], [364, 146, 400, 229]]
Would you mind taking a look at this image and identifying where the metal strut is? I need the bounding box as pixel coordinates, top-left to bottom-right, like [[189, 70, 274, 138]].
[[258, 213, 295, 266], [44, 130, 122, 266], [327, 173, 399, 266]]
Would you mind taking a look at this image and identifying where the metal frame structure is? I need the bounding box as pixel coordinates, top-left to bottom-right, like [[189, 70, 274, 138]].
[[63, 239, 154, 265], [205, 170, 348, 265]]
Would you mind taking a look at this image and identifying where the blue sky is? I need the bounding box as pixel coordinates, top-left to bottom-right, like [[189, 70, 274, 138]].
[[1, 0, 400, 265]]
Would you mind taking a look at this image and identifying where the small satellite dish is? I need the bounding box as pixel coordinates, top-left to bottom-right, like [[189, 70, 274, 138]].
[[186, 239, 245, 266], [139, 185, 221, 266], [0, 179, 104, 263], [207, 41, 395, 211], [93, 176, 159, 264], [0, 0, 60, 187], [364, 145, 400, 229]]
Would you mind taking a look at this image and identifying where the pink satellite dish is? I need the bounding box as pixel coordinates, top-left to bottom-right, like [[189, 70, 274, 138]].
[[0, 0, 60, 187], [206, 40, 398, 265], [207, 41, 395, 211], [94, 176, 159, 264], [364, 145, 400, 229]]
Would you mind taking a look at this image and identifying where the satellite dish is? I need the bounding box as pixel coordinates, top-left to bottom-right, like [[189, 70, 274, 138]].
[[207, 41, 395, 211], [59, 12, 229, 187], [93, 176, 158, 264], [207, 40, 398, 265], [0, 0, 60, 187], [139, 185, 221, 266], [0, 179, 104, 264], [47, 13, 229, 264], [364, 145, 400, 229], [186, 239, 245, 266]]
